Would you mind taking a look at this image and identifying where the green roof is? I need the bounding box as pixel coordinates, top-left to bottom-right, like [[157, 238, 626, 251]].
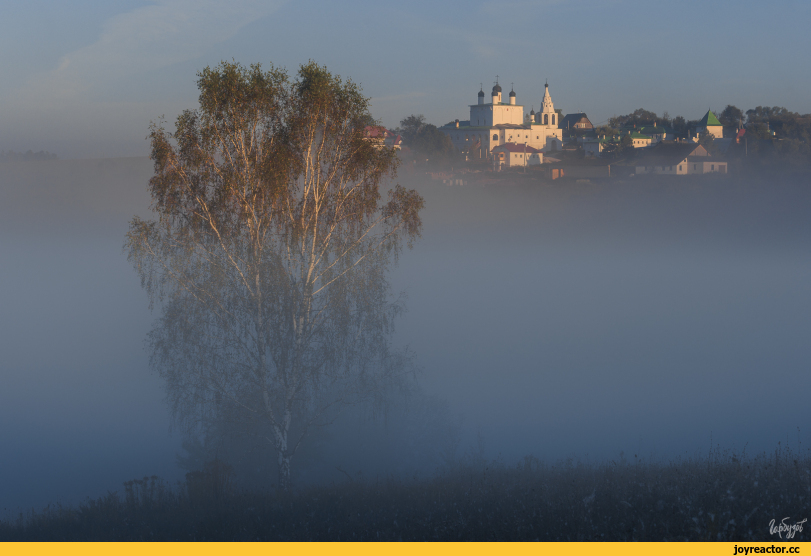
[[699, 110, 722, 127], [630, 132, 651, 139]]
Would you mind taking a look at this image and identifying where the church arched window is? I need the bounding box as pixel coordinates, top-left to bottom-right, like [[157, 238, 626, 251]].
[[544, 114, 548, 125], [552, 114, 556, 125], [492, 134, 498, 141]]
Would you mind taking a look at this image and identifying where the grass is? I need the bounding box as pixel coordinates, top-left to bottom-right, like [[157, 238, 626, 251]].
[[2, 446, 809, 541]]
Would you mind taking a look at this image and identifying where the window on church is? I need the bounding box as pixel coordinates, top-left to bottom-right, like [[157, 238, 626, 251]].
[[552, 115, 556, 125], [493, 134, 498, 141], [544, 114, 548, 125]]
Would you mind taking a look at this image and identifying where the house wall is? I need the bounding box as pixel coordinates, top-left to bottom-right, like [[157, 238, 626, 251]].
[[695, 161, 727, 174], [704, 125, 723, 140], [446, 122, 561, 156], [492, 148, 543, 167], [637, 158, 726, 175], [636, 164, 678, 175], [583, 141, 606, 157]]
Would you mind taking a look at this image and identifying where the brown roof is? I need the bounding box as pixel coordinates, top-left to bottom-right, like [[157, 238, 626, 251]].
[[560, 113, 592, 129], [633, 142, 708, 167]]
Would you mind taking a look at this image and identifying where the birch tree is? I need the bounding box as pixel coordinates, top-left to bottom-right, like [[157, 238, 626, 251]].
[[126, 61, 423, 489]]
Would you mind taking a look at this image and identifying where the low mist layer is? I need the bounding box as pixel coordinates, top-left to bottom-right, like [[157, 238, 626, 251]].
[[2, 159, 810, 513]]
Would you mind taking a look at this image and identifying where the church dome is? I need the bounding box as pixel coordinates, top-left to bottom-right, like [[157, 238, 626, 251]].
[[478, 89, 485, 97], [509, 90, 516, 97], [492, 83, 502, 94], [530, 108, 535, 115]]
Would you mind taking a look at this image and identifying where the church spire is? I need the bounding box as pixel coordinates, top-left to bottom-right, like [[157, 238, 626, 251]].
[[541, 81, 554, 113]]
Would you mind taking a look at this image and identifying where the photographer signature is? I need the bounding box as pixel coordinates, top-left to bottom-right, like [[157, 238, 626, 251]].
[[770, 517, 806, 539]]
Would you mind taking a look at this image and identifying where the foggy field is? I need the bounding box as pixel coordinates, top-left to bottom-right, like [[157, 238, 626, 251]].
[[2, 447, 809, 541], [1, 158, 810, 537]]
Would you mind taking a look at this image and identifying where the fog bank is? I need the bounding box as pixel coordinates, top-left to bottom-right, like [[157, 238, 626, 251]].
[[2, 160, 809, 513]]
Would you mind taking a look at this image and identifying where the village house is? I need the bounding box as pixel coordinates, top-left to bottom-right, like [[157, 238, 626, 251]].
[[582, 136, 620, 157], [696, 109, 724, 139], [581, 124, 675, 157], [638, 125, 675, 142], [363, 126, 402, 150], [633, 142, 727, 175], [629, 132, 652, 148], [491, 142, 543, 168], [559, 113, 594, 133]]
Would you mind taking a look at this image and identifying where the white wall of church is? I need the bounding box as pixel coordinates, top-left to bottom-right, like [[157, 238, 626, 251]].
[[469, 104, 524, 127]]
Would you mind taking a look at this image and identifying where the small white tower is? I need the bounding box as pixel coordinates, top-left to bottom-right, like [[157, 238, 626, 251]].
[[540, 81, 556, 126]]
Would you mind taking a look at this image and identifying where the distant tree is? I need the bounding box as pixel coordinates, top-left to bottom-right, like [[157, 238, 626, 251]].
[[399, 114, 426, 144], [358, 113, 379, 128], [619, 133, 633, 153], [409, 124, 458, 164], [609, 108, 658, 129], [746, 106, 792, 123], [593, 125, 619, 137], [719, 105, 744, 130], [671, 116, 687, 134]]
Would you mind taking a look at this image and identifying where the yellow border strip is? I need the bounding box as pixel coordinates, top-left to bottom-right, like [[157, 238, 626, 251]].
[[2, 542, 809, 556]]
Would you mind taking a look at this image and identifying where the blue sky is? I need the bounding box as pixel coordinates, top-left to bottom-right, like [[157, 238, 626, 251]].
[[2, 0, 810, 158]]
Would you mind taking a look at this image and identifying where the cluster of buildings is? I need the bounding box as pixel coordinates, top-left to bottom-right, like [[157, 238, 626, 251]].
[[432, 79, 731, 175], [441, 81, 562, 168], [362, 126, 403, 150]]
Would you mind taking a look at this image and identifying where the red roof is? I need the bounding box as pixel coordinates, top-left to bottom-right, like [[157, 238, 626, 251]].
[[491, 142, 543, 153], [364, 125, 389, 139]]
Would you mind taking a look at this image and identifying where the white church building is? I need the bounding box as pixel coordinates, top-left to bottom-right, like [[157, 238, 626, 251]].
[[441, 80, 563, 160]]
